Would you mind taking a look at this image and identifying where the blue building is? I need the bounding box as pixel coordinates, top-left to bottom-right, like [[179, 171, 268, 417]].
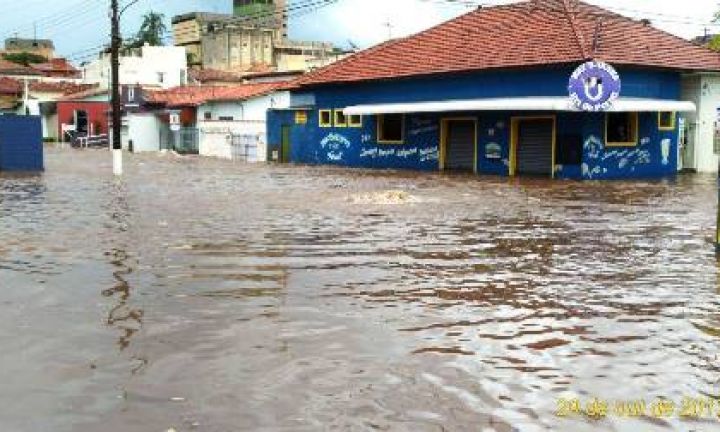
[[268, 0, 720, 179]]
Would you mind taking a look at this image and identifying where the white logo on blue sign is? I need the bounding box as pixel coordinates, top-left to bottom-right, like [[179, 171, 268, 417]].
[[568, 61, 621, 112]]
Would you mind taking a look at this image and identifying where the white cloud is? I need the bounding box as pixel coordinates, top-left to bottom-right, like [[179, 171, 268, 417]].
[[291, 0, 720, 49]]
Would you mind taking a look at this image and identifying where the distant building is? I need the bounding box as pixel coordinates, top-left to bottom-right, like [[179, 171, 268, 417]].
[[81, 45, 188, 90], [693, 34, 718, 47], [4, 37, 55, 59], [234, 0, 288, 40], [171, 10, 339, 73]]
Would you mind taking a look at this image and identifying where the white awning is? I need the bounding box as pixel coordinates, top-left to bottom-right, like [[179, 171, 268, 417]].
[[343, 97, 696, 115]]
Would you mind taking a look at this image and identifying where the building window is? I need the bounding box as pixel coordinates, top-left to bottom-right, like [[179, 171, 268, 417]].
[[377, 114, 404, 143], [605, 112, 638, 146], [295, 110, 308, 125], [319, 109, 332, 127], [157, 72, 165, 84], [334, 109, 347, 127], [658, 112, 676, 130], [204, 111, 212, 120], [348, 114, 362, 128], [128, 87, 135, 102], [219, 116, 234, 121]]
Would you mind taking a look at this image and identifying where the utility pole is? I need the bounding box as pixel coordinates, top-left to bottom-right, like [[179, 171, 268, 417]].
[[111, 0, 123, 176]]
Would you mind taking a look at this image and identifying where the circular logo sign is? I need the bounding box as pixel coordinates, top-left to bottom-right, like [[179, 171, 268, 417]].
[[568, 61, 621, 112]]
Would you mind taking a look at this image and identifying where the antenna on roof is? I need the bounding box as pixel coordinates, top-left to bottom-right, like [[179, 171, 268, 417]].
[[383, 21, 394, 41]]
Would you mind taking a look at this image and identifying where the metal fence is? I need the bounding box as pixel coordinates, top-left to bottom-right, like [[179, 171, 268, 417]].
[[230, 134, 260, 162], [160, 127, 199, 154]]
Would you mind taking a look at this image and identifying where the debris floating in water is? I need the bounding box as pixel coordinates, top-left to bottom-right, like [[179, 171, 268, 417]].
[[349, 190, 420, 205]]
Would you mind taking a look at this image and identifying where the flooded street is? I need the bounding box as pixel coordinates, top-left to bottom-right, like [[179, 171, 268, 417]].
[[2, 148, 720, 431]]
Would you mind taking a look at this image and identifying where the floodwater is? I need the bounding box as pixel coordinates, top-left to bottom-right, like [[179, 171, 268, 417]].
[[2, 148, 720, 432]]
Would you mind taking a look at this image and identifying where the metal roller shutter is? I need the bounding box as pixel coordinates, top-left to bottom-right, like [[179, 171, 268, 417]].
[[517, 119, 553, 176], [446, 120, 475, 171]]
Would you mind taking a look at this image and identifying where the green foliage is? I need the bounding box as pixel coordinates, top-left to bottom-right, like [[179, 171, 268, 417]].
[[709, 35, 720, 52], [124, 12, 167, 50], [2, 52, 47, 66]]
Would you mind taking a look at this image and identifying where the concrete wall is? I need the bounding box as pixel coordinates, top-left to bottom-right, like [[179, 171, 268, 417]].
[[198, 120, 266, 161], [681, 73, 720, 173], [202, 29, 274, 72], [201, 91, 290, 122], [127, 113, 161, 152], [82, 46, 188, 89], [42, 112, 58, 140]]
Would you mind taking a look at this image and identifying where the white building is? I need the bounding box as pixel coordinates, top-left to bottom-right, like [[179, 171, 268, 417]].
[[82, 45, 188, 90], [681, 73, 720, 173], [197, 84, 290, 161]]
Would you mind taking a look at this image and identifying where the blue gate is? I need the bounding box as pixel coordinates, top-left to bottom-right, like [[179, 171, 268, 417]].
[[0, 115, 43, 171]]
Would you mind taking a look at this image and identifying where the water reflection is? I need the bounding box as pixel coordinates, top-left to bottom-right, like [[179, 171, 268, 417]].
[[101, 181, 143, 356], [1, 150, 720, 432]]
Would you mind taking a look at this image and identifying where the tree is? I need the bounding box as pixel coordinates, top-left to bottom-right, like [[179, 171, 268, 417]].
[[2, 52, 47, 66], [125, 12, 167, 49], [709, 36, 720, 52]]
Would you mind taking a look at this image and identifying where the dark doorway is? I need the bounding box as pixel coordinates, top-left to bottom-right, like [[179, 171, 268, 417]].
[[516, 118, 554, 177], [443, 119, 476, 172], [74, 110, 88, 135]]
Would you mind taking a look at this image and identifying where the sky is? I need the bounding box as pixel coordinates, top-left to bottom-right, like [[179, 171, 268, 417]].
[[0, 0, 717, 63]]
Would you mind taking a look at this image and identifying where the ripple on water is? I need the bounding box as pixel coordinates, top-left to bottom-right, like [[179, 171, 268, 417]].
[[1, 148, 720, 431]]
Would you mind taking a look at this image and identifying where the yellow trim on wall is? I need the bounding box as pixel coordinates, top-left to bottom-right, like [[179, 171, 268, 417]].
[[440, 117, 478, 173], [348, 114, 362, 128], [334, 109, 347, 127], [509, 116, 557, 179], [658, 111, 676, 131], [605, 112, 639, 147], [377, 114, 405, 144], [319, 109, 332, 128]]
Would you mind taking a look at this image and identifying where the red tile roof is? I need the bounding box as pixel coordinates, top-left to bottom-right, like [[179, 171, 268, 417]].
[[0, 77, 21, 95], [31, 58, 80, 78], [30, 81, 97, 95], [60, 87, 109, 101], [296, 0, 720, 87], [0, 58, 42, 76], [147, 83, 284, 107]]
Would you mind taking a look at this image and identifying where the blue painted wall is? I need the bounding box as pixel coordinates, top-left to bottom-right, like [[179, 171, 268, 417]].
[[0, 115, 44, 172], [268, 66, 682, 180]]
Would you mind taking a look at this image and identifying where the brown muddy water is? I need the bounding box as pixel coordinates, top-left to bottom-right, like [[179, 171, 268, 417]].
[[2, 148, 720, 432]]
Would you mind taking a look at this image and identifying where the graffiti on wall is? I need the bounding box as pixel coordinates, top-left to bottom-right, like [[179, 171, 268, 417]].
[[581, 134, 653, 179], [320, 133, 352, 161], [359, 145, 439, 162], [409, 116, 438, 137]]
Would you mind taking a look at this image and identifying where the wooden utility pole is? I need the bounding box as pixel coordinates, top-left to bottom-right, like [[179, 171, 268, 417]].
[[111, 0, 123, 175]]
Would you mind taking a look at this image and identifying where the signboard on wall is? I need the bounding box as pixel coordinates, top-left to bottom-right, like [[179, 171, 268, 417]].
[[568, 61, 621, 112], [169, 110, 181, 132]]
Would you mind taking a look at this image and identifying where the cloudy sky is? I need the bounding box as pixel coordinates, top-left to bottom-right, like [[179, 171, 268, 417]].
[[0, 0, 718, 62]]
